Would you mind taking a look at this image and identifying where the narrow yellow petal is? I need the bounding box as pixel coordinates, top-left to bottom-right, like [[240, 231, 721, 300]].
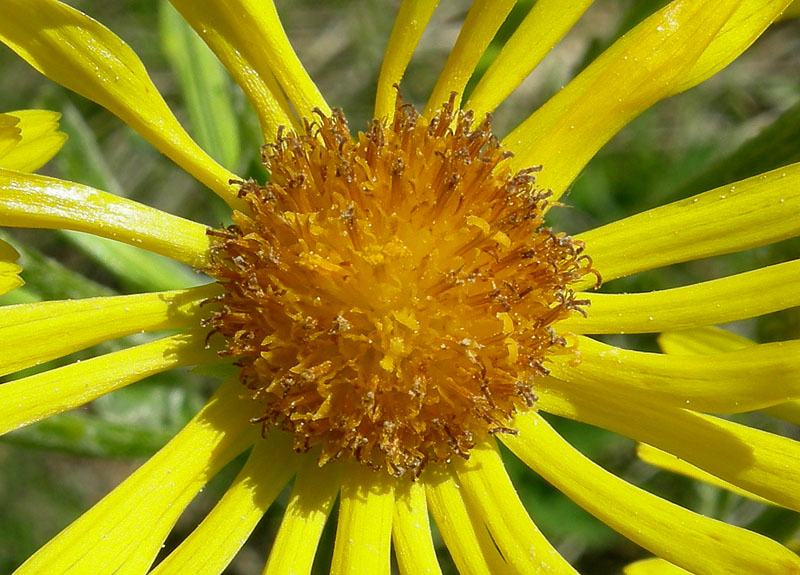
[[561, 259, 800, 334], [0, 237, 23, 295], [263, 456, 341, 575], [503, 411, 800, 575], [536, 376, 800, 513], [657, 326, 751, 355], [0, 110, 67, 173], [575, 163, 800, 289], [636, 443, 775, 506], [392, 479, 443, 575], [374, 0, 441, 121], [624, 558, 692, 575], [547, 336, 800, 413], [171, 0, 328, 125], [657, 328, 800, 426], [150, 434, 298, 575], [425, 470, 507, 575], [13, 378, 258, 575], [331, 464, 394, 575], [0, 284, 216, 377], [424, 0, 515, 116], [0, 0, 243, 207], [453, 439, 577, 575], [465, 0, 594, 120], [0, 331, 217, 436], [0, 169, 211, 268], [503, 0, 739, 201], [671, 1, 792, 94], [167, 0, 298, 141]]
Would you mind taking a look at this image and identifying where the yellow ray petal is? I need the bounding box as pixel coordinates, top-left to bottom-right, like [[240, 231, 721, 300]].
[[636, 443, 775, 506], [0, 284, 216, 377], [575, 163, 800, 289], [331, 464, 394, 575], [465, 0, 594, 120], [503, 0, 741, 200], [170, 0, 328, 125], [561, 259, 800, 334], [166, 0, 298, 141], [392, 480, 442, 575], [624, 558, 692, 575], [150, 433, 298, 575], [424, 0, 515, 117], [503, 411, 800, 575], [657, 326, 751, 355], [671, 1, 793, 95], [535, 376, 800, 513], [0, 113, 21, 159], [547, 336, 800, 413], [374, 0, 441, 121], [0, 110, 67, 173], [0, 237, 23, 296], [0, 169, 211, 268], [425, 469, 507, 575], [263, 455, 341, 575], [453, 439, 577, 575], [0, 0, 243, 208], [13, 378, 258, 575], [657, 328, 800, 426], [0, 331, 218, 436]]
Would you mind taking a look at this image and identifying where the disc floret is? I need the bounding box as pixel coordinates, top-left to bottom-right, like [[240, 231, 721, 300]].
[[206, 95, 596, 478]]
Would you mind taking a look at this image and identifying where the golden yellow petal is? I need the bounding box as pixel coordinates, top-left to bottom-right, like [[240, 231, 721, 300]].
[[424, 0, 515, 116], [0, 285, 217, 377], [0, 169, 211, 268], [561, 259, 800, 334], [466, 0, 594, 120], [623, 558, 692, 575], [0, 0, 243, 207], [503, 411, 800, 575], [0, 331, 218, 436], [331, 464, 395, 575], [263, 456, 341, 575], [425, 470, 507, 575], [167, 0, 299, 141], [13, 378, 259, 575], [504, 0, 740, 201], [547, 336, 800, 414], [170, 0, 328, 125], [0, 237, 23, 296], [150, 434, 298, 575], [453, 439, 577, 574], [0, 110, 67, 173], [536, 376, 800, 513], [636, 443, 775, 506], [374, 0, 441, 121], [392, 479, 443, 575], [575, 163, 800, 289]]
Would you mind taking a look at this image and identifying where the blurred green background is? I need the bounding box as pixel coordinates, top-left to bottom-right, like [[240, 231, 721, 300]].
[[0, 1, 799, 573]]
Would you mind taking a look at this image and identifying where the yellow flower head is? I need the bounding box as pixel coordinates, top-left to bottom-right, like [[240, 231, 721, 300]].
[[0, 2, 799, 575]]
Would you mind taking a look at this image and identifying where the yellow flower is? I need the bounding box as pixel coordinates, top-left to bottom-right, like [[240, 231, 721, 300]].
[[0, 109, 66, 294], [1, 1, 799, 575]]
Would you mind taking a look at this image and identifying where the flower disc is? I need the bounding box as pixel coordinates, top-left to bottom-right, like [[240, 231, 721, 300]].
[[207, 96, 596, 477]]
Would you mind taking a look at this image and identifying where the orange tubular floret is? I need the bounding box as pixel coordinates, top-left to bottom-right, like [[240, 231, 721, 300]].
[[206, 94, 596, 478]]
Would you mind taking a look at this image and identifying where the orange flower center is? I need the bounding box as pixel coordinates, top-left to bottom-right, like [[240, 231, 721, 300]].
[[206, 95, 596, 478]]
